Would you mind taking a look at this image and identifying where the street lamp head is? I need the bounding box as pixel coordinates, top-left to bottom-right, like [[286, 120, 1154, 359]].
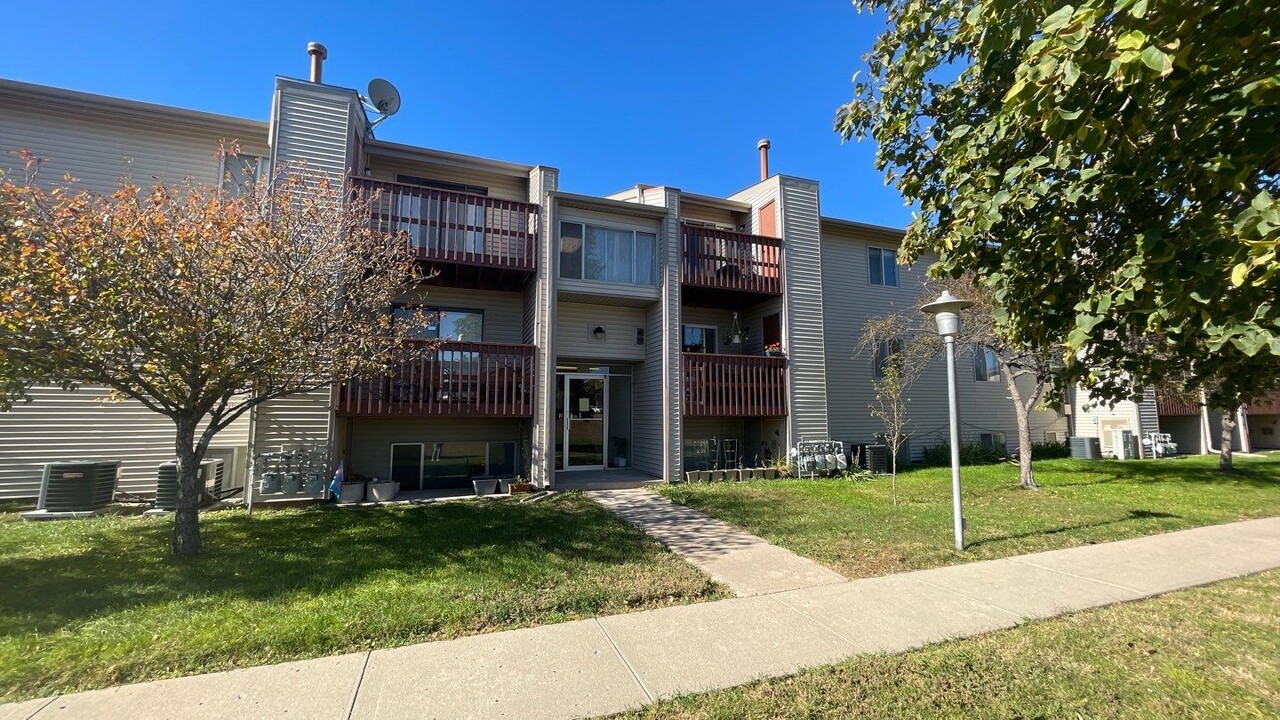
[[920, 290, 974, 338]]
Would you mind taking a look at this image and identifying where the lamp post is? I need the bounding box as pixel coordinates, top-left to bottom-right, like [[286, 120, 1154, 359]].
[[921, 290, 974, 551]]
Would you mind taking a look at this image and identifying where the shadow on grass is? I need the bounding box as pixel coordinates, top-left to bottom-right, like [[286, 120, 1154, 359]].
[[966, 509, 1182, 549], [0, 495, 664, 636]]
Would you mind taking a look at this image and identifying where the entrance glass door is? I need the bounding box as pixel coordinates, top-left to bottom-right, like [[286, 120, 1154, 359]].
[[565, 375, 605, 469]]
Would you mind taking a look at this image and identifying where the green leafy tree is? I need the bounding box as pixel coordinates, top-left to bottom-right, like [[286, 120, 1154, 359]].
[[837, 0, 1280, 470], [0, 153, 428, 556]]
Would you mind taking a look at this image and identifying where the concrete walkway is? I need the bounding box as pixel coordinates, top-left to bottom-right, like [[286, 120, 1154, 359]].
[[5, 517, 1279, 720], [588, 488, 846, 596]]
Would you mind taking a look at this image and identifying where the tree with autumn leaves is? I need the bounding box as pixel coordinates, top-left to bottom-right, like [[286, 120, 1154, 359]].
[[0, 152, 428, 556]]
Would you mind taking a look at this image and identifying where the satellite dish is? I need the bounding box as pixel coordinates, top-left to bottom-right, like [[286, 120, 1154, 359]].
[[367, 78, 401, 117]]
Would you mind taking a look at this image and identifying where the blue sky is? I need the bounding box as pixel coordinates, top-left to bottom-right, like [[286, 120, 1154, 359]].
[[3, 0, 908, 227]]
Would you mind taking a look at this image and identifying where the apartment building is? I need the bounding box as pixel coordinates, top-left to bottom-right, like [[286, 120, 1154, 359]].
[[0, 58, 1070, 500]]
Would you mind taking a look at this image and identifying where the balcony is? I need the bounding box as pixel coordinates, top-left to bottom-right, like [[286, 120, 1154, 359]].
[[1156, 390, 1280, 417], [353, 177, 540, 288], [337, 341, 535, 418], [681, 223, 782, 307], [682, 353, 787, 417]]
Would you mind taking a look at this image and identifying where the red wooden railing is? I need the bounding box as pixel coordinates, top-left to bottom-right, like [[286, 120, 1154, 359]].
[[337, 341, 535, 417], [1156, 390, 1280, 417], [1156, 392, 1201, 416], [352, 177, 539, 272], [681, 223, 782, 295], [682, 352, 787, 417]]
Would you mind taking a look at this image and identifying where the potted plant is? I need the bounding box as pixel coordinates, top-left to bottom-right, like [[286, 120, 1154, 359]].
[[472, 477, 499, 496], [507, 476, 535, 494], [336, 476, 367, 505], [611, 437, 629, 470], [764, 342, 785, 358], [369, 477, 399, 502]]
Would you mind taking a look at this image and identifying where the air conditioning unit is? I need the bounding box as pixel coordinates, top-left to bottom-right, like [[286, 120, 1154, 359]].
[[34, 460, 122, 513], [865, 445, 889, 473], [1069, 436, 1101, 460], [155, 459, 225, 511]]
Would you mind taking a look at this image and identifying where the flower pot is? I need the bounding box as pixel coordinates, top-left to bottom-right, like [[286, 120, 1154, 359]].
[[259, 473, 282, 494], [369, 481, 399, 502], [336, 481, 366, 505], [509, 482, 534, 495], [281, 473, 302, 494], [763, 468, 778, 480], [709, 470, 726, 482], [473, 478, 499, 496], [742, 468, 758, 481], [724, 469, 741, 482], [684, 471, 700, 483], [303, 473, 326, 495]]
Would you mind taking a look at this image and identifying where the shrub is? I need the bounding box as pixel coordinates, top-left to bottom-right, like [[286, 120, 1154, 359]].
[[919, 442, 1008, 467], [1031, 440, 1071, 459]]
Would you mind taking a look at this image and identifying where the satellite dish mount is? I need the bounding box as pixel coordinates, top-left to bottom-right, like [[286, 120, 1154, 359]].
[[362, 78, 401, 132]]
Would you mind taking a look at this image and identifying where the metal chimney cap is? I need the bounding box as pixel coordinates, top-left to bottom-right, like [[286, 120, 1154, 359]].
[[757, 138, 772, 150], [307, 42, 328, 59]]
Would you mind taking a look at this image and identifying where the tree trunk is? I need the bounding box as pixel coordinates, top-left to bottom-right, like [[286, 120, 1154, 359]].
[[1015, 403, 1037, 489], [1218, 409, 1236, 472], [890, 444, 898, 506], [172, 417, 204, 557], [1003, 368, 1038, 489]]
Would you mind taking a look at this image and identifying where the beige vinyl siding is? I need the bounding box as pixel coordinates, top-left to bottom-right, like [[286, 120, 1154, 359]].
[[0, 95, 267, 196], [821, 225, 1066, 459], [347, 417, 525, 480], [1072, 385, 1159, 457], [396, 286, 525, 343], [270, 81, 352, 180], [365, 154, 528, 201], [0, 387, 251, 500], [779, 178, 829, 444], [253, 389, 332, 455], [555, 302, 647, 362], [630, 187, 681, 479], [528, 166, 558, 485], [680, 202, 740, 229]]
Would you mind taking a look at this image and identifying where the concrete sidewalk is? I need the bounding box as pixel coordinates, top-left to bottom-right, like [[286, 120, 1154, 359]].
[[7, 517, 1279, 720], [588, 488, 846, 596]]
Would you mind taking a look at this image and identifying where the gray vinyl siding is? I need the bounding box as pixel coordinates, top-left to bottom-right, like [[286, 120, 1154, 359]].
[[397, 286, 525, 343], [779, 177, 829, 444], [0, 386, 251, 500], [270, 80, 353, 180], [822, 226, 1067, 459], [348, 417, 526, 481], [556, 303, 647, 362], [365, 154, 528, 201], [0, 88, 267, 196], [633, 303, 665, 477], [679, 307, 735, 345]]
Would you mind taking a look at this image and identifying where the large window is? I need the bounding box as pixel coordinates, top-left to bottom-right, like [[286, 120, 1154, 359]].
[[868, 246, 900, 287], [974, 347, 1001, 382], [682, 325, 718, 354], [873, 339, 903, 379], [560, 221, 657, 285], [393, 306, 484, 342]]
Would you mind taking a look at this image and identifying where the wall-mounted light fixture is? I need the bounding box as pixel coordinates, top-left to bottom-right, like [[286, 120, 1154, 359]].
[[593, 326, 606, 341]]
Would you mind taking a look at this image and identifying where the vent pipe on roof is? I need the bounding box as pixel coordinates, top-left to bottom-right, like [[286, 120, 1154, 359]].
[[307, 42, 328, 83], [757, 138, 771, 182]]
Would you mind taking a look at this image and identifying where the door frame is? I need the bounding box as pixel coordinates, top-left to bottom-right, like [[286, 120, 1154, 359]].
[[561, 372, 608, 471], [388, 442, 424, 491]]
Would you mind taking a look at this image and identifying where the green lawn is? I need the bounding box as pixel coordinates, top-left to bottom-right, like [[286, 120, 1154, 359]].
[[618, 569, 1280, 718], [0, 493, 724, 702], [659, 453, 1280, 579]]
